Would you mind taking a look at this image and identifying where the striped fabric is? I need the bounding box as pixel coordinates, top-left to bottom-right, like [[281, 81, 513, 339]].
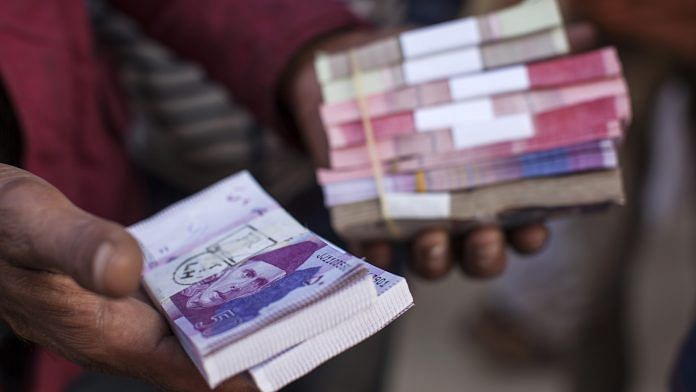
[[88, 0, 443, 203], [89, 1, 314, 202]]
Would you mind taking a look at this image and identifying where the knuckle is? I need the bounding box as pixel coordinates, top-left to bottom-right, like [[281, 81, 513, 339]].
[[0, 175, 57, 209], [92, 301, 118, 349], [0, 177, 65, 266], [60, 299, 113, 362], [33, 276, 109, 354], [0, 262, 114, 367]]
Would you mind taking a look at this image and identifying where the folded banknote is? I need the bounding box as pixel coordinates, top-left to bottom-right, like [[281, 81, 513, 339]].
[[313, 0, 630, 240], [328, 96, 629, 168], [322, 140, 619, 206], [250, 261, 412, 392], [325, 77, 627, 148], [329, 170, 625, 239], [317, 121, 622, 184], [327, 93, 629, 149], [316, 0, 564, 83], [320, 48, 622, 121], [320, 27, 570, 103], [128, 172, 413, 389]]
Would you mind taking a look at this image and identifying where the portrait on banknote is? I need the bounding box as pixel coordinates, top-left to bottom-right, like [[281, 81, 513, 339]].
[[170, 240, 325, 337]]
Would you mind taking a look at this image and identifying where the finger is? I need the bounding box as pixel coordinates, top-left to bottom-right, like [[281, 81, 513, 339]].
[[216, 373, 260, 392], [0, 256, 254, 392], [361, 241, 392, 270], [144, 335, 259, 392], [411, 229, 452, 279], [0, 165, 142, 297], [106, 301, 258, 392], [507, 223, 549, 255], [567, 22, 600, 52], [460, 226, 506, 278]]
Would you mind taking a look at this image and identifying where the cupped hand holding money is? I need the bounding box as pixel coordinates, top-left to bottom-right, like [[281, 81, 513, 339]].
[[279, 27, 606, 280], [0, 164, 258, 392]]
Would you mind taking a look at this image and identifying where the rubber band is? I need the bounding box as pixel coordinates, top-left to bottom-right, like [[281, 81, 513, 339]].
[[415, 170, 427, 193], [348, 50, 401, 238]]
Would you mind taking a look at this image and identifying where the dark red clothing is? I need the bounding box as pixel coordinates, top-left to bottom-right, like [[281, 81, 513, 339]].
[[0, 1, 360, 390], [0, 1, 140, 222], [0, 0, 359, 222]]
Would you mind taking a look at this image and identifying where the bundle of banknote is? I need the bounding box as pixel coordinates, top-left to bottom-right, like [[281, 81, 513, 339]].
[[314, 0, 630, 239], [128, 171, 413, 391]]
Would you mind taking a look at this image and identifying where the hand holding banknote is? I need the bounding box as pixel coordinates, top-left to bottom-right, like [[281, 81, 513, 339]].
[[0, 165, 258, 392], [281, 9, 604, 279], [282, 28, 608, 278]]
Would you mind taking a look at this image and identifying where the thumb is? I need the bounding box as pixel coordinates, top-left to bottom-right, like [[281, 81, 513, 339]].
[[0, 165, 142, 297]]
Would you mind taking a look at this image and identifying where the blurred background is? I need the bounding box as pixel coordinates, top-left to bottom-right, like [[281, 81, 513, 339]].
[[307, 0, 696, 391], [349, 1, 696, 391], [78, 0, 696, 391]]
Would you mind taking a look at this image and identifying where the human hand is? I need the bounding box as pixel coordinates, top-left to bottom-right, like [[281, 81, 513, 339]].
[[281, 27, 601, 279], [568, 0, 696, 63], [0, 165, 257, 391]]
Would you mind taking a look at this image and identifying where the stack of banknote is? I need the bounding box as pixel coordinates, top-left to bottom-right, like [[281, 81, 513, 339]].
[[128, 171, 413, 391], [314, 0, 630, 238]]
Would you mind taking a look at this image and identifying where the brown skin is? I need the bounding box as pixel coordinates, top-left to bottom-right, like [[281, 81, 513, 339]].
[[0, 165, 258, 392], [569, 0, 696, 63]]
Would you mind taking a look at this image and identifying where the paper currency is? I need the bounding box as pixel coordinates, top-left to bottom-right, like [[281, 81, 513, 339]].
[[250, 262, 412, 392], [312, 0, 630, 239], [320, 47, 621, 105], [316, 0, 563, 83], [320, 27, 570, 103], [318, 121, 623, 185], [328, 96, 629, 168], [325, 77, 627, 147], [323, 141, 619, 206], [128, 172, 413, 389], [329, 170, 625, 239]]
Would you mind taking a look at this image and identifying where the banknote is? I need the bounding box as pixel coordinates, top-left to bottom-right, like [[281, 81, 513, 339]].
[[328, 96, 629, 168], [325, 77, 627, 148], [312, 0, 630, 241], [328, 170, 625, 239], [322, 141, 619, 206], [320, 27, 570, 104], [321, 48, 622, 119], [128, 172, 414, 388], [316, 0, 563, 83], [250, 256, 413, 392], [318, 121, 622, 186]]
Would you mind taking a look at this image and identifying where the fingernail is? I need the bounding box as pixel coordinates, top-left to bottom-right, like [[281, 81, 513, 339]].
[[425, 244, 447, 273], [526, 228, 547, 250], [473, 241, 501, 268], [428, 243, 446, 261], [93, 242, 113, 292]]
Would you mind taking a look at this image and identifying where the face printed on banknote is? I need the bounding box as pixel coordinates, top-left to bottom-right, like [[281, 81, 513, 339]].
[[181, 260, 287, 308], [170, 240, 326, 336]]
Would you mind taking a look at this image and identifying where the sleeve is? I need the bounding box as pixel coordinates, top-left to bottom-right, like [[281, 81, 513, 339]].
[[109, 0, 364, 128]]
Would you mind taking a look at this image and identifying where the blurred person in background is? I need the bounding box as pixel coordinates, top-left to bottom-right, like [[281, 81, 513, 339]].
[[462, 1, 696, 392], [0, 1, 548, 391]]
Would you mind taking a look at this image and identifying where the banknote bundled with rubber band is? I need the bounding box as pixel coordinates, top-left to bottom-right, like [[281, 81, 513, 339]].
[[128, 171, 413, 391], [314, 0, 631, 239]]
